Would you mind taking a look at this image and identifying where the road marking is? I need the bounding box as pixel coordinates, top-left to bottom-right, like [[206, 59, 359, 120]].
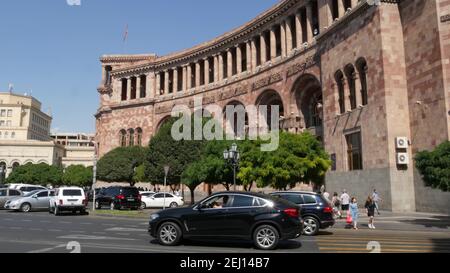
[[101, 224, 115, 226], [115, 233, 131, 236], [58, 221, 72, 224], [106, 227, 146, 232], [48, 229, 63, 232], [28, 244, 67, 253], [10, 227, 22, 230], [21, 219, 32, 222], [80, 223, 92, 225], [57, 234, 137, 241], [70, 231, 86, 233], [92, 232, 106, 235], [29, 228, 43, 231]]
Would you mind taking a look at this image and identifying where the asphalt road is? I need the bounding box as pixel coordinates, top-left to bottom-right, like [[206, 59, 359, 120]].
[[0, 209, 448, 253]]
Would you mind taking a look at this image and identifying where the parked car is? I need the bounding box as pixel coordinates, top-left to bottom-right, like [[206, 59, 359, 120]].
[[148, 192, 303, 250], [141, 192, 183, 209], [0, 188, 23, 209], [87, 188, 102, 202], [4, 189, 54, 212], [8, 184, 47, 195], [49, 187, 88, 215], [95, 186, 141, 210], [270, 191, 335, 236]]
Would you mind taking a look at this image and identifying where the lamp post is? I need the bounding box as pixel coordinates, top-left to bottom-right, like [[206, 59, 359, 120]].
[[223, 143, 240, 191], [92, 142, 99, 212], [163, 165, 170, 210]]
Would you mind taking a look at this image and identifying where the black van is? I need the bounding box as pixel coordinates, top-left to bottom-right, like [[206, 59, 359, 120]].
[[95, 186, 141, 210]]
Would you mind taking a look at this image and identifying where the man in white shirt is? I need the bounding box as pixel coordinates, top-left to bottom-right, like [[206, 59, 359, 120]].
[[340, 190, 351, 217], [372, 189, 382, 215]]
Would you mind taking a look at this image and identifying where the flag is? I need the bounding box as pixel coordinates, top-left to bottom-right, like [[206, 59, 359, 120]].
[[123, 24, 129, 43], [8, 83, 13, 93]]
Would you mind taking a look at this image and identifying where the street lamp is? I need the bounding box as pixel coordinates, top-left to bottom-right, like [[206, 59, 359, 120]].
[[223, 143, 240, 191], [163, 165, 170, 210], [92, 142, 99, 212]]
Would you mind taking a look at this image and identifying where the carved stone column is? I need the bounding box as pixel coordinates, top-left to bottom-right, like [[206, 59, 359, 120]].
[[214, 54, 220, 82], [270, 27, 277, 59], [295, 12, 303, 47], [164, 70, 170, 95], [260, 32, 267, 64], [246, 41, 252, 72], [195, 62, 201, 87], [236, 45, 242, 74], [251, 38, 258, 69], [182, 65, 187, 91], [285, 19, 293, 53], [281, 21, 287, 57], [155, 73, 161, 97], [173, 68, 178, 92], [204, 58, 210, 85], [148, 73, 155, 98], [227, 49, 233, 77]]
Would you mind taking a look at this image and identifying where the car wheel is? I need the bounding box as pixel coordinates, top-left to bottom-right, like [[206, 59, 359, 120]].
[[253, 225, 279, 250], [20, 203, 31, 213], [303, 216, 320, 236], [54, 206, 60, 216], [110, 202, 116, 210], [157, 222, 182, 246], [169, 202, 178, 208], [95, 200, 101, 210], [140, 202, 146, 210]]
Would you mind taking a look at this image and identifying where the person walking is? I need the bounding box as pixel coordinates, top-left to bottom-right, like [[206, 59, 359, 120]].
[[350, 197, 359, 230], [331, 192, 342, 219], [340, 190, 351, 218], [372, 189, 382, 215], [365, 195, 377, 229]]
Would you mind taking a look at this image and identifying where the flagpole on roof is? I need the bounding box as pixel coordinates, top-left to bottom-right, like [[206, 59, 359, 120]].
[[123, 24, 128, 54]]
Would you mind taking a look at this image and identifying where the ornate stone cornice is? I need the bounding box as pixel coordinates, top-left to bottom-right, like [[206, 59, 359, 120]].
[[110, 0, 303, 77]]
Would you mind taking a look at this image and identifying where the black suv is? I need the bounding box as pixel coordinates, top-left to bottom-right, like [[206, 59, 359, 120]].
[[148, 192, 304, 250], [95, 186, 141, 210], [270, 191, 334, 236]]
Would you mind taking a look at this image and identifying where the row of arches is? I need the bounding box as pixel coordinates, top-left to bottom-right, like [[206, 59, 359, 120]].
[[156, 73, 324, 139], [119, 128, 143, 147], [335, 58, 368, 114]]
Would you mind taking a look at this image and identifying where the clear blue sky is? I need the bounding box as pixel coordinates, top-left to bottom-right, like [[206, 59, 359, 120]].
[[0, 0, 278, 134]]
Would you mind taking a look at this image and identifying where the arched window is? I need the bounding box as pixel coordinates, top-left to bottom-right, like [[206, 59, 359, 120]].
[[136, 128, 143, 146], [335, 71, 346, 114], [12, 162, 20, 171], [356, 58, 368, 106], [128, 129, 135, 146], [344, 64, 357, 110], [119, 130, 127, 147]]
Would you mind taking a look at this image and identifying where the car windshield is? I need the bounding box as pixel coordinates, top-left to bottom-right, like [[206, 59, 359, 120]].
[[23, 190, 41, 197], [63, 189, 83, 196], [120, 188, 139, 196]]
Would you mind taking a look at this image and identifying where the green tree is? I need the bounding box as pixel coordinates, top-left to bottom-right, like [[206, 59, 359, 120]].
[[145, 116, 206, 193], [238, 131, 331, 190], [62, 165, 93, 187], [6, 163, 63, 187], [97, 146, 148, 186], [415, 141, 450, 192]]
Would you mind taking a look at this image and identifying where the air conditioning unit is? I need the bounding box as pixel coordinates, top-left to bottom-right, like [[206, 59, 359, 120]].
[[395, 137, 408, 149], [396, 153, 409, 165]]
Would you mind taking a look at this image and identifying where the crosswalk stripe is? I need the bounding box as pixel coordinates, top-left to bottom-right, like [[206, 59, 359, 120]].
[[319, 247, 431, 253], [317, 243, 448, 249], [317, 237, 447, 243]]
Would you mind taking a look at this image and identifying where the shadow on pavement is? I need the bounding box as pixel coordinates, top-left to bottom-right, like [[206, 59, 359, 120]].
[[399, 216, 450, 229], [431, 238, 450, 253], [149, 238, 302, 250]]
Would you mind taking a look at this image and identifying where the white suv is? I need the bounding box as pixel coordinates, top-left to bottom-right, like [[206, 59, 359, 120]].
[[49, 187, 87, 216]]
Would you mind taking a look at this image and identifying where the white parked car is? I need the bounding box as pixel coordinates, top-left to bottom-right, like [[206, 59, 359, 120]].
[[49, 187, 88, 215], [8, 184, 47, 195], [140, 192, 184, 209]]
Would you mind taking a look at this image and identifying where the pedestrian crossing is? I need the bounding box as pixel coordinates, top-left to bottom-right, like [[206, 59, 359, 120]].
[[316, 230, 450, 253]]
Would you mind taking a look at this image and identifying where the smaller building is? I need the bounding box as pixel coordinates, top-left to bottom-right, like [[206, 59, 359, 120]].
[[0, 91, 64, 179], [51, 133, 95, 168]]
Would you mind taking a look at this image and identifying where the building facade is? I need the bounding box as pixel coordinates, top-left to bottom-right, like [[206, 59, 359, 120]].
[[51, 133, 95, 168], [0, 92, 65, 178], [95, 0, 450, 213]]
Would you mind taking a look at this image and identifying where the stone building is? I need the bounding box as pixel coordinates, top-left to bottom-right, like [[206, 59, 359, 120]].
[[95, 0, 450, 213], [0, 93, 96, 181], [51, 133, 95, 168], [0, 92, 65, 178]]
